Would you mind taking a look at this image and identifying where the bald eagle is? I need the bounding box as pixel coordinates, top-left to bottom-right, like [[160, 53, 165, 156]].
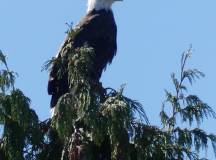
[[48, 0, 121, 116]]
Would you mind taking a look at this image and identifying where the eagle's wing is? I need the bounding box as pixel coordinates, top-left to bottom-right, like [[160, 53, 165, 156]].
[[47, 14, 98, 94], [48, 11, 117, 108]]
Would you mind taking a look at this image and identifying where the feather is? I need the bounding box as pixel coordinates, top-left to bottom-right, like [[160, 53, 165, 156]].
[[48, 9, 117, 109]]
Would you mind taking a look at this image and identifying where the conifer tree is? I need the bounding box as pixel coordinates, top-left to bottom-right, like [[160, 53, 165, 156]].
[[0, 44, 216, 160]]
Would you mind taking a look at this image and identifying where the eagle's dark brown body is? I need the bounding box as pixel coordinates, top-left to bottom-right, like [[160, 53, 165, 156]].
[[48, 9, 117, 108]]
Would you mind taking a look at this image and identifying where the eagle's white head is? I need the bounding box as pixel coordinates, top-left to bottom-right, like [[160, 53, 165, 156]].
[[87, 0, 122, 12]]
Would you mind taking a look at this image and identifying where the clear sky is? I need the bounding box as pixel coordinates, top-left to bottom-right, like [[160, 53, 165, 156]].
[[1, 0, 216, 158]]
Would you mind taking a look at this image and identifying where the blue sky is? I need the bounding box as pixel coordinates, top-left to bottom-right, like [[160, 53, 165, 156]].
[[1, 0, 216, 158]]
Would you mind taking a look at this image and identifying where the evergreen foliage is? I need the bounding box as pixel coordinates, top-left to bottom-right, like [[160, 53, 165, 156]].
[[0, 45, 215, 160], [0, 50, 43, 160]]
